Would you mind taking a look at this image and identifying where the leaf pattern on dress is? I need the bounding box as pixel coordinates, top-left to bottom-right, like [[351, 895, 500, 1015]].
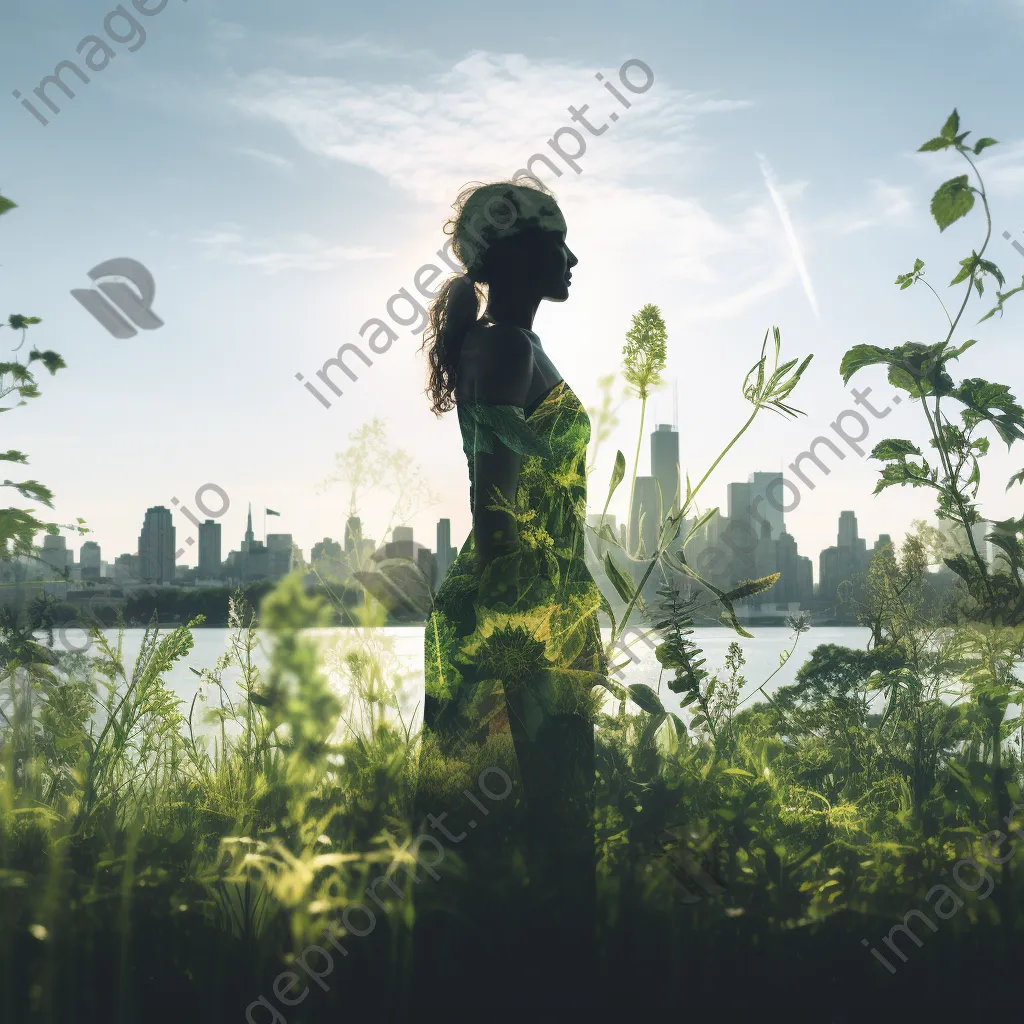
[[423, 381, 607, 753]]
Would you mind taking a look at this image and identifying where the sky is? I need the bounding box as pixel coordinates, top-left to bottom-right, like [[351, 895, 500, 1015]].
[[3, 0, 1024, 579]]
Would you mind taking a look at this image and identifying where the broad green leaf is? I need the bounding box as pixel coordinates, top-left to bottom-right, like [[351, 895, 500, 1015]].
[[628, 683, 665, 715], [918, 136, 953, 153], [28, 349, 65, 375], [940, 109, 960, 140], [606, 450, 625, 505], [8, 315, 40, 330], [667, 712, 687, 737], [871, 439, 922, 461], [944, 338, 977, 360], [0, 195, 15, 217], [603, 551, 636, 605], [839, 344, 891, 385], [978, 259, 1005, 287], [973, 138, 998, 155], [596, 675, 629, 702], [598, 590, 617, 632], [950, 253, 977, 286], [2, 479, 54, 507], [930, 175, 975, 232]]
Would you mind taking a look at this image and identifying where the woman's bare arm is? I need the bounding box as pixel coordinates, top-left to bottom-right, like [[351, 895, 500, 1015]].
[[462, 325, 534, 564]]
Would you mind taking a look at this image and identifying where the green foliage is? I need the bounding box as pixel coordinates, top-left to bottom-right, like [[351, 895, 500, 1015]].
[[6, 116, 1024, 1017], [621, 303, 668, 402], [0, 195, 81, 560], [840, 110, 1024, 626]]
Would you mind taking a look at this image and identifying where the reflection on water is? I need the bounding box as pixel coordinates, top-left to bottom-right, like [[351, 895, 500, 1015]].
[[43, 625, 873, 735]]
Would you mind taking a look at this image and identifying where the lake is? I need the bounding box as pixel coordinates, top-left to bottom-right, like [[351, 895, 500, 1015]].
[[39, 624, 874, 736]]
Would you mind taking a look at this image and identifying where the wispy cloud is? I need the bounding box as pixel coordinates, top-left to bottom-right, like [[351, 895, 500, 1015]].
[[194, 225, 391, 272], [230, 147, 295, 171], [819, 180, 914, 235], [219, 46, 792, 320], [224, 50, 749, 201], [757, 153, 820, 319]]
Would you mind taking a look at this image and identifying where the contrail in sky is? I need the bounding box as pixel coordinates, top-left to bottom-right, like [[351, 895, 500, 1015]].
[[757, 153, 820, 319]]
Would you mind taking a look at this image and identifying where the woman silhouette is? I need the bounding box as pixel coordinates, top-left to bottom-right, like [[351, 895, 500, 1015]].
[[412, 178, 607, 1002]]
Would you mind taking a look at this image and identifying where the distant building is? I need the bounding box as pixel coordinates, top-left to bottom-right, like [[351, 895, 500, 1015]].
[[343, 516, 375, 571], [651, 424, 681, 523], [113, 553, 139, 583], [629, 476, 661, 558], [41, 535, 71, 577], [267, 533, 294, 577], [198, 520, 222, 579], [748, 472, 785, 543], [387, 526, 415, 561], [224, 506, 267, 582], [774, 531, 814, 607], [312, 538, 341, 563], [417, 547, 438, 590], [138, 506, 176, 583], [819, 511, 868, 606], [241, 504, 257, 553], [344, 516, 362, 554], [80, 540, 101, 581], [870, 534, 894, 562], [435, 518, 457, 585]]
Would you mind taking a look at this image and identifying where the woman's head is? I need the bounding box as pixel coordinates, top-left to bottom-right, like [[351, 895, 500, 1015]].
[[422, 178, 577, 415]]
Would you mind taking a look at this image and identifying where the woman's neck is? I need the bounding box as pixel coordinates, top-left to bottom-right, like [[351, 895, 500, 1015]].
[[482, 289, 540, 331]]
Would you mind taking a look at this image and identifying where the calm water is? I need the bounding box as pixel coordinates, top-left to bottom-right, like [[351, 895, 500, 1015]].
[[43, 624, 873, 735]]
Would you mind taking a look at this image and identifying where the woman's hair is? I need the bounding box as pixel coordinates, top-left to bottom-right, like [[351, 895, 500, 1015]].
[[422, 177, 557, 415]]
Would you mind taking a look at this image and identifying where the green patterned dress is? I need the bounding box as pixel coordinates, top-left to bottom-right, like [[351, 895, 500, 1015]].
[[413, 379, 606, 986]]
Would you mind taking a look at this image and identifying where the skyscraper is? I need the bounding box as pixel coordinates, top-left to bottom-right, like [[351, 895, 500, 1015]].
[[819, 511, 868, 604], [436, 518, 457, 584], [267, 534, 294, 577], [198, 519, 222, 579], [41, 535, 71, 576], [242, 504, 256, 553], [629, 476, 661, 557], [749, 471, 785, 542], [80, 540, 101, 581], [344, 516, 362, 554], [651, 424, 680, 521], [138, 506, 175, 583]]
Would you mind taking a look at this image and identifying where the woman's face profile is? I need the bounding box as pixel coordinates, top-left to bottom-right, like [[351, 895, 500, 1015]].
[[531, 206, 578, 304]]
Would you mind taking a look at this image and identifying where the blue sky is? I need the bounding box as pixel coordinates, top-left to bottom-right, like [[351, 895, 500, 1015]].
[[3, 0, 1024, 574]]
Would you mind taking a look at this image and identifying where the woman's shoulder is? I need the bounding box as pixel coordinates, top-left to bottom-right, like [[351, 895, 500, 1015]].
[[458, 322, 534, 406]]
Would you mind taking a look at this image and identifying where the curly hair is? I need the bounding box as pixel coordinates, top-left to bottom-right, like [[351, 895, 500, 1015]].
[[421, 177, 558, 415]]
